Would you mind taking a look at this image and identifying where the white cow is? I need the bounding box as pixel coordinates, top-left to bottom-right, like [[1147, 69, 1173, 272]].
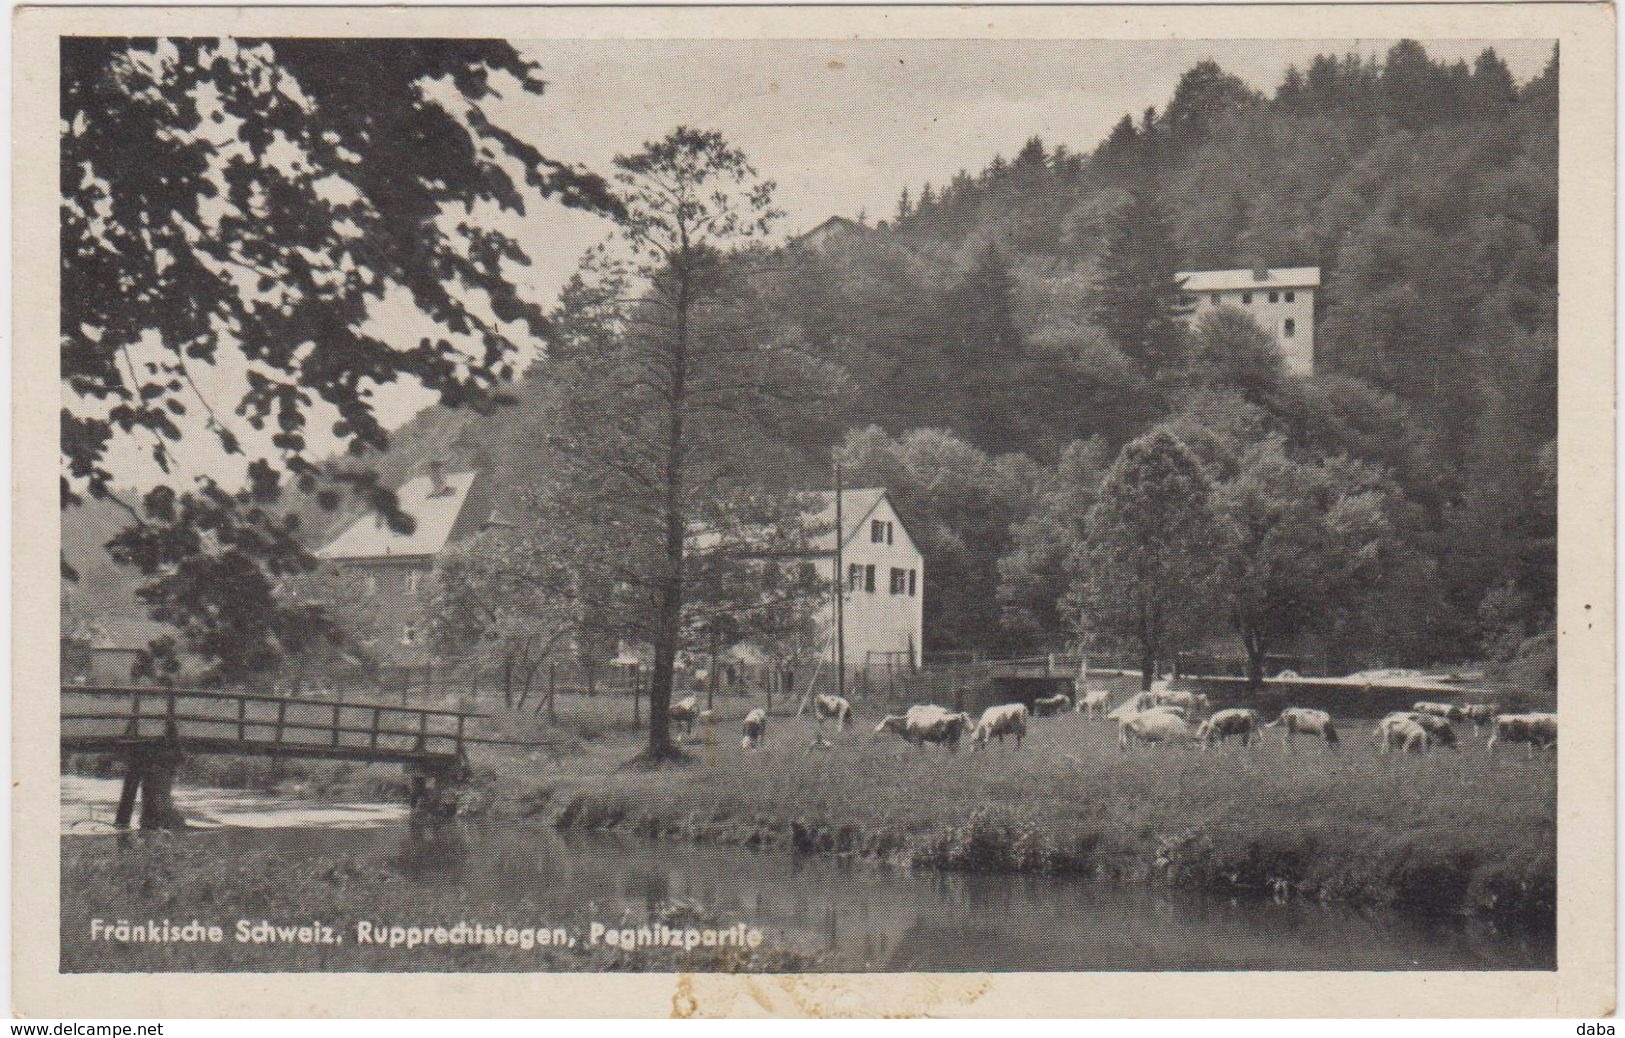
[[1196, 708, 1263, 748], [971, 703, 1029, 750], [813, 693, 854, 731], [1264, 707, 1341, 750], [1374, 714, 1432, 754], [1076, 687, 1111, 719], [741, 708, 767, 750], [669, 695, 700, 736], [874, 705, 973, 750], [1118, 709, 1198, 751]]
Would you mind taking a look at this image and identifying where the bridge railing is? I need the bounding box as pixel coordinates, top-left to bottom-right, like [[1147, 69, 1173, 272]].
[[61, 685, 483, 760]]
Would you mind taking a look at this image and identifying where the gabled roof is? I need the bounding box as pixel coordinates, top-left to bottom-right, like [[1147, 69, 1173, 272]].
[[686, 487, 900, 557], [800, 487, 891, 553], [318, 471, 479, 562], [790, 215, 864, 246], [1177, 266, 1322, 292], [88, 618, 179, 652]]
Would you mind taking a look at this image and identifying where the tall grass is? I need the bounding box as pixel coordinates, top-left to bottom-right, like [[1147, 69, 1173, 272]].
[[528, 711, 1555, 928]]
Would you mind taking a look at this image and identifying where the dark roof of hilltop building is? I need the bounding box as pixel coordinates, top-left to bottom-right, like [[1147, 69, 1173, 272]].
[[789, 215, 865, 248]]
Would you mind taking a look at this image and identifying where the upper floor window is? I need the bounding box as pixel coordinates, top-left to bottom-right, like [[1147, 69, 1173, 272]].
[[365, 574, 379, 596], [406, 570, 422, 594], [1285, 290, 1296, 303], [889, 567, 907, 595], [1240, 292, 1252, 305], [871, 519, 894, 545], [1283, 318, 1296, 338], [1268, 290, 1280, 303], [848, 563, 863, 592]]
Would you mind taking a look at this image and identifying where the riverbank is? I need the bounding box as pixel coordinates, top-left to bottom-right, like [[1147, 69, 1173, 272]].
[[521, 711, 1555, 932], [66, 699, 1556, 933]]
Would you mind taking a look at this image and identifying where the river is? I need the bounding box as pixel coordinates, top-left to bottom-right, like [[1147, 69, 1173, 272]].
[[61, 776, 1553, 972]]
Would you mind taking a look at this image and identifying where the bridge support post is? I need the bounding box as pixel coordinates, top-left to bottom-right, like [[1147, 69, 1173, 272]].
[[139, 753, 184, 830], [113, 753, 144, 829], [406, 758, 469, 818]]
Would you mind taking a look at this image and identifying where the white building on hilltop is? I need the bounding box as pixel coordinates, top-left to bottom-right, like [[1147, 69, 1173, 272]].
[[1178, 265, 1321, 376]]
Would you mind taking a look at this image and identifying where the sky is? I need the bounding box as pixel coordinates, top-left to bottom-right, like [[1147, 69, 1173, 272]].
[[87, 37, 1554, 489]]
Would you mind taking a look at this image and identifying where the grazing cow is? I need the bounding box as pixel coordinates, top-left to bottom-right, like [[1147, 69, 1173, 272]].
[[1031, 693, 1071, 718], [1196, 708, 1263, 748], [1412, 701, 1462, 722], [874, 705, 974, 750], [741, 708, 767, 750], [1487, 712, 1557, 757], [1118, 709, 1198, 751], [669, 695, 700, 736], [813, 693, 854, 732], [1459, 703, 1499, 735], [1148, 688, 1211, 717], [1376, 711, 1457, 750], [1403, 711, 1459, 749], [1076, 688, 1111, 719], [1264, 707, 1340, 750], [1375, 714, 1433, 754], [972, 703, 1029, 750]]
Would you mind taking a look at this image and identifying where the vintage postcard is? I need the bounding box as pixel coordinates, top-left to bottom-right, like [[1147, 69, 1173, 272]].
[[14, 2, 1615, 1018]]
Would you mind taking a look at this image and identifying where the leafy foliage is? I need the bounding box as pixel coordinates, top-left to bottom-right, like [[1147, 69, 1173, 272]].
[[1067, 428, 1219, 687], [61, 37, 614, 680]]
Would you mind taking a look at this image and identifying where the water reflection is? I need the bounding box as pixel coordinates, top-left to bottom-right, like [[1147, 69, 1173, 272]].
[[399, 815, 467, 881], [61, 776, 1553, 972]]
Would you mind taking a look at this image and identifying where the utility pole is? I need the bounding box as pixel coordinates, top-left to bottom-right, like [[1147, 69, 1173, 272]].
[[833, 457, 847, 702]]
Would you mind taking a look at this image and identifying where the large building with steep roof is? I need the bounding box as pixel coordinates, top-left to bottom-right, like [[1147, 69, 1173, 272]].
[[317, 465, 503, 659], [799, 487, 925, 678]]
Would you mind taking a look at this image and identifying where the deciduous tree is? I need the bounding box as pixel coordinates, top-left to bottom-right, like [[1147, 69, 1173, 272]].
[[61, 37, 615, 680], [1066, 427, 1216, 688]]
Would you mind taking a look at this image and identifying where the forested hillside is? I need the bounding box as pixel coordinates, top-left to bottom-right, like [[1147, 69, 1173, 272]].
[[69, 41, 1558, 680], [748, 41, 1557, 668]]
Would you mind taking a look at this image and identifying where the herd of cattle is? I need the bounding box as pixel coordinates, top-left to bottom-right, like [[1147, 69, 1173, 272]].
[[667, 682, 1558, 759]]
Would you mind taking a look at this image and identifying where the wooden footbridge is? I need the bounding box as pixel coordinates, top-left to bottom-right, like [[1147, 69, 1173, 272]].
[[62, 685, 495, 830]]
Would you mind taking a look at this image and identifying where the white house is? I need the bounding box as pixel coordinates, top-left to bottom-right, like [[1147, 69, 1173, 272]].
[[1177, 265, 1321, 376], [800, 487, 925, 679]]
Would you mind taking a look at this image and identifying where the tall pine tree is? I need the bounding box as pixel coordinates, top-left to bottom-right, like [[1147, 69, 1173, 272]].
[[1090, 188, 1192, 378]]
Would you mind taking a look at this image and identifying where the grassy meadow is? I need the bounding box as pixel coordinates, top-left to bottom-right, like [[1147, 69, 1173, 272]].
[[513, 695, 1555, 929], [66, 679, 1557, 932]]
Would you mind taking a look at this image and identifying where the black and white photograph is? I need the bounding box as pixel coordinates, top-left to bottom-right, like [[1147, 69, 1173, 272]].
[[19, 4, 1616, 1017]]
